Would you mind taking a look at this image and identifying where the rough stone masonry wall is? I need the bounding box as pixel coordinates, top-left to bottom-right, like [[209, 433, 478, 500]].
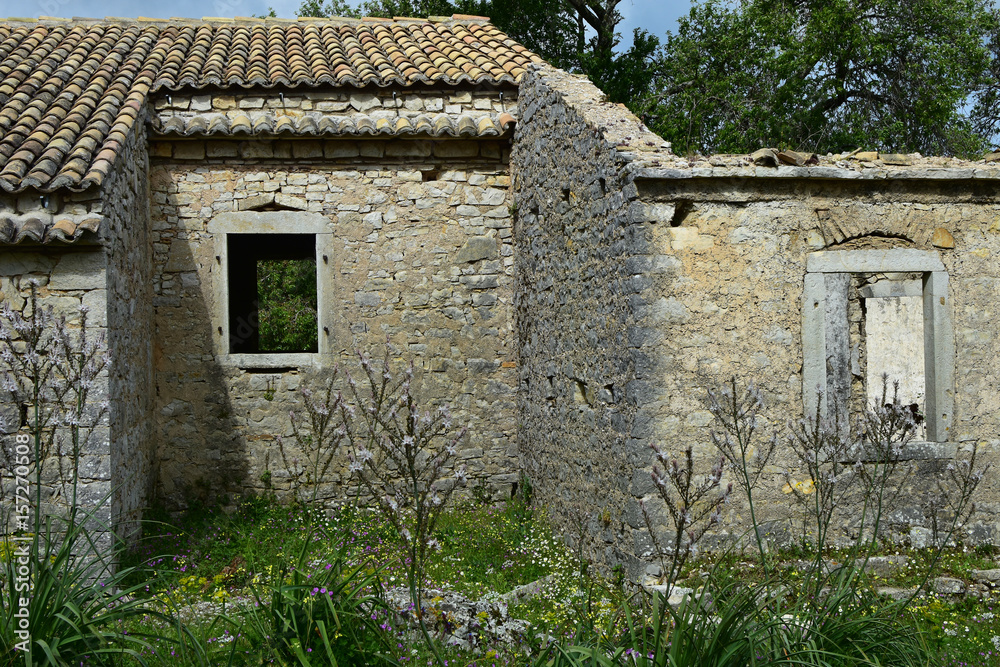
[[100, 117, 155, 543], [631, 173, 1000, 546], [149, 134, 517, 508], [511, 64, 675, 576], [0, 209, 110, 526], [153, 87, 515, 127], [512, 62, 1000, 573]]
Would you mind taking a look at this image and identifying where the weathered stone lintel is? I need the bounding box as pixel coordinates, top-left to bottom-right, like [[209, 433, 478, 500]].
[[807, 249, 945, 274]]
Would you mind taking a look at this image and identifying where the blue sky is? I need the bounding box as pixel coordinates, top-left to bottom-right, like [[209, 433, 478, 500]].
[[6, 0, 692, 49]]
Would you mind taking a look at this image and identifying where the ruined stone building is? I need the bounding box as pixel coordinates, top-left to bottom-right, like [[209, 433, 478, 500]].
[[0, 15, 998, 573]]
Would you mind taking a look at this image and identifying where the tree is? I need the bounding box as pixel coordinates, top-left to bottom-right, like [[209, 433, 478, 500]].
[[643, 0, 998, 157], [257, 258, 318, 353], [296, 0, 659, 106]]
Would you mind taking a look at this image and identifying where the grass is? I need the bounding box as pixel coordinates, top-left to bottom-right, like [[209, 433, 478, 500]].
[[5, 494, 1000, 666]]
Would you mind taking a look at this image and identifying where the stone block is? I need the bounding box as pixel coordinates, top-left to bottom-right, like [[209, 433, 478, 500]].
[[206, 141, 238, 158], [465, 187, 506, 206], [932, 227, 955, 248], [240, 142, 274, 159], [669, 227, 713, 251], [349, 93, 380, 111], [933, 577, 965, 595], [190, 95, 212, 111], [354, 291, 381, 307], [0, 404, 19, 434], [315, 101, 350, 112], [173, 142, 205, 160], [274, 194, 309, 211], [0, 252, 57, 276], [292, 141, 324, 159], [434, 141, 479, 158], [456, 236, 497, 263], [149, 142, 173, 158], [81, 290, 108, 325], [238, 97, 265, 109], [386, 141, 432, 157], [273, 142, 293, 159], [972, 568, 1000, 583], [358, 142, 384, 158], [239, 194, 275, 211], [49, 251, 106, 290]]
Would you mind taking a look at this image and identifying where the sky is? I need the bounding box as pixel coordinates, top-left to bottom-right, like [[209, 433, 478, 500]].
[[2, 0, 693, 49]]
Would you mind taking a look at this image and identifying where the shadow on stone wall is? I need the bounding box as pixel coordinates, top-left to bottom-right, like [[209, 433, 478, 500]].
[[152, 226, 249, 510]]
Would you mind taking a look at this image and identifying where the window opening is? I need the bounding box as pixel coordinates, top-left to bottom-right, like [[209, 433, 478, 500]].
[[859, 276, 927, 439], [803, 250, 952, 443], [228, 234, 317, 354]]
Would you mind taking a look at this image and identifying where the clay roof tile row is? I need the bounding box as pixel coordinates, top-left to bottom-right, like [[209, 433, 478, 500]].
[[0, 16, 539, 193], [153, 110, 516, 137]]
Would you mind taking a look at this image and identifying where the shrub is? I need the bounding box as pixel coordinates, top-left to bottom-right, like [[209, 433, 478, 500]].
[[238, 525, 394, 666]]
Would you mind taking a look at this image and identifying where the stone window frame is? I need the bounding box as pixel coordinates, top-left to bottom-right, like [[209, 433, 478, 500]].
[[802, 249, 954, 446], [209, 211, 336, 368]]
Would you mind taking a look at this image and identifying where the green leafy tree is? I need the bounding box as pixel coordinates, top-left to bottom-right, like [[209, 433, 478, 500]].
[[296, 0, 659, 106], [257, 258, 318, 353], [644, 0, 998, 157]]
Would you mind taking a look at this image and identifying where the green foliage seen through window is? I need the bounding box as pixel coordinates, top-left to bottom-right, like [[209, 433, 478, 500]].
[[257, 258, 317, 352]]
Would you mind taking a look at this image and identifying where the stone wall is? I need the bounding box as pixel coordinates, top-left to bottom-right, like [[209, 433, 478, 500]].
[[0, 208, 111, 528], [0, 122, 153, 542], [633, 173, 1000, 539], [512, 63, 1000, 573], [101, 117, 155, 543], [153, 87, 516, 127], [149, 135, 518, 508], [511, 65, 673, 575]]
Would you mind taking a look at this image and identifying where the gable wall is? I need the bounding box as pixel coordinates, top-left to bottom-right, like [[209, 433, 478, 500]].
[[149, 135, 519, 507]]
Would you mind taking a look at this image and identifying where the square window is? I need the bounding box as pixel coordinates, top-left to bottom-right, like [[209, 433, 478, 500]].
[[227, 234, 317, 354]]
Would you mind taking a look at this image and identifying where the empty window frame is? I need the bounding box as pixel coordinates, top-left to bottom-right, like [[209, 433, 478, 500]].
[[227, 234, 317, 354], [209, 211, 334, 367], [802, 249, 953, 443]]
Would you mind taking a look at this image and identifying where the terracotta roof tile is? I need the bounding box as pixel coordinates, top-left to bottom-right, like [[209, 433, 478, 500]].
[[0, 16, 539, 192], [0, 210, 101, 242], [153, 110, 515, 138]]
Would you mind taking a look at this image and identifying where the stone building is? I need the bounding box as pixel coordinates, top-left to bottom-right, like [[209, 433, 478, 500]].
[[0, 15, 998, 572]]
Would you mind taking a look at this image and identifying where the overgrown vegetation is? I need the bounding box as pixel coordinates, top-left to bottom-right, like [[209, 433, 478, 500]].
[[0, 286, 194, 665], [1, 296, 998, 665], [257, 258, 317, 353]]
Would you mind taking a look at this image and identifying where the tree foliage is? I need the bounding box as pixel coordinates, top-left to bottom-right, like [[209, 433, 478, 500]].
[[644, 0, 998, 157], [257, 258, 318, 353], [295, 0, 1000, 157], [297, 0, 659, 105]]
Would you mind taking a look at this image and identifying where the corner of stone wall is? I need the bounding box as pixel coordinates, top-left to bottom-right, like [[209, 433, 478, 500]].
[[102, 114, 155, 545], [512, 63, 676, 578]]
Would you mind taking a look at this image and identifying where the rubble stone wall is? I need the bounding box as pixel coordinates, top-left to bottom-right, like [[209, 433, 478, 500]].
[[511, 63, 1000, 573], [633, 176, 1000, 546], [511, 65, 672, 575], [0, 218, 110, 527], [153, 86, 517, 124], [149, 136, 518, 508], [102, 118, 155, 543]]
